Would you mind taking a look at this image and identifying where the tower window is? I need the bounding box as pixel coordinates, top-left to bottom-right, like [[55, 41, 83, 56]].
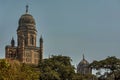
[[25, 39, 27, 46], [30, 35, 34, 45]]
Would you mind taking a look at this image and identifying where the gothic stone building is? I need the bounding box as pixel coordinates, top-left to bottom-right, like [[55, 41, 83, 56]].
[[5, 5, 43, 65]]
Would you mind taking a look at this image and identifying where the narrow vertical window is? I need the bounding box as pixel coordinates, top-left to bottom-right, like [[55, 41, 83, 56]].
[[30, 35, 34, 45], [25, 39, 27, 46]]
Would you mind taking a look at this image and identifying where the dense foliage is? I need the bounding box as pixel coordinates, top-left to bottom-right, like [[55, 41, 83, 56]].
[[90, 56, 120, 80], [39, 55, 75, 80], [39, 55, 96, 80], [0, 55, 99, 80], [0, 59, 39, 80]]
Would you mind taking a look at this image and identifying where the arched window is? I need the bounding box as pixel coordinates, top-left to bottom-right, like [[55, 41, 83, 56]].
[[25, 39, 27, 46], [30, 35, 34, 45]]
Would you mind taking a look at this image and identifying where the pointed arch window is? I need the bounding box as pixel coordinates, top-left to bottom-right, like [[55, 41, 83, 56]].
[[30, 35, 34, 45], [25, 39, 27, 46]]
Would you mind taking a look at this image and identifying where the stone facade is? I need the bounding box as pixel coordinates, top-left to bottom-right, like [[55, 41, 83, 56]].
[[5, 5, 43, 65]]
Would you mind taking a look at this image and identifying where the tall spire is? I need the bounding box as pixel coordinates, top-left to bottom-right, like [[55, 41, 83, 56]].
[[83, 54, 85, 60], [39, 35, 43, 63], [26, 5, 29, 13], [40, 35, 43, 43], [82, 48, 85, 60], [11, 37, 15, 47]]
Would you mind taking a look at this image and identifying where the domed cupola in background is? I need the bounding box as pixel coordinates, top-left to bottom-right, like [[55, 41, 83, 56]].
[[17, 5, 37, 47], [77, 54, 92, 75]]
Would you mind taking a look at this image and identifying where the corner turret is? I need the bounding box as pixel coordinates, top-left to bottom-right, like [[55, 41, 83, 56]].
[[11, 37, 15, 47], [39, 35, 43, 62]]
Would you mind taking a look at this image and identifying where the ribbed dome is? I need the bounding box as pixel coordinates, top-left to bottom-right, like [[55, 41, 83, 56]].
[[78, 59, 89, 65], [77, 55, 91, 74], [19, 13, 36, 26], [77, 54, 89, 67], [17, 13, 37, 32]]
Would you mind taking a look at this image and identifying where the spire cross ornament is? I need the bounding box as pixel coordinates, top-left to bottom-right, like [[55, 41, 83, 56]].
[[83, 54, 85, 60], [82, 48, 85, 60], [26, 5, 28, 13]]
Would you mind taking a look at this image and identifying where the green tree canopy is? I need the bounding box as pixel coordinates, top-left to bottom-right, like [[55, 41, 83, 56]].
[[39, 55, 75, 80], [90, 56, 120, 80], [0, 59, 40, 80]]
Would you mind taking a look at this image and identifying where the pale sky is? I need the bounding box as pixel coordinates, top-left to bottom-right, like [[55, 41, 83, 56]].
[[0, 0, 120, 66]]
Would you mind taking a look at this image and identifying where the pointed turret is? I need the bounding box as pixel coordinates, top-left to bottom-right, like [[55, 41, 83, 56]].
[[39, 35, 43, 63], [40, 35, 43, 43], [11, 37, 15, 47], [40, 35, 43, 52]]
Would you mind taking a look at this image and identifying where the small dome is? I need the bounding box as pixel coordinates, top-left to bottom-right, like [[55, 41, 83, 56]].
[[77, 54, 91, 74], [78, 59, 89, 66], [19, 13, 36, 26], [77, 54, 90, 70]]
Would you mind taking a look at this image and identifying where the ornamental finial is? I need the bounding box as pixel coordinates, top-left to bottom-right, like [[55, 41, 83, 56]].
[[26, 5, 29, 13], [83, 54, 85, 60]]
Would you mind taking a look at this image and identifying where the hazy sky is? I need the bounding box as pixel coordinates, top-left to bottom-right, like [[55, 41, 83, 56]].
[[0, 0, 120, 66]]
